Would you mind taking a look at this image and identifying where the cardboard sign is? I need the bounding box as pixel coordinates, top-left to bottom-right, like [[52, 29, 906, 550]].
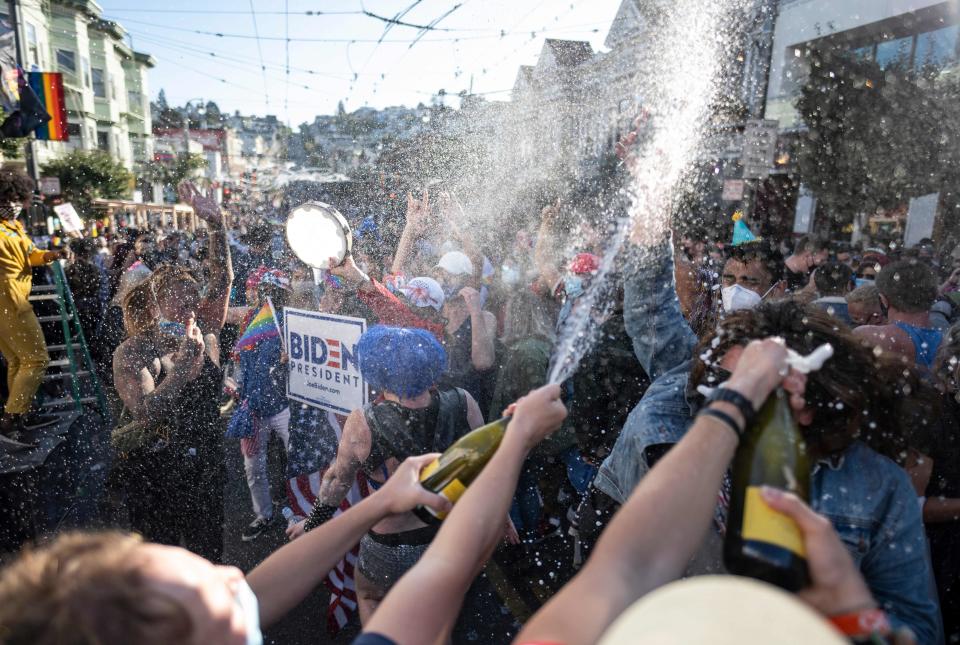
[[284, 307, 367, 415], [53, 202, 83, 238], [39, 176, 61, 195]]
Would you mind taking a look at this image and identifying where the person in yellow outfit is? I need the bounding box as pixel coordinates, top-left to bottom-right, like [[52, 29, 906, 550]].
[[0, 169, 68, 448]]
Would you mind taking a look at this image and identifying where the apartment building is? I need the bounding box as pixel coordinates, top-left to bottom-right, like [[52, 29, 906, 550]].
[[5, 0, 155, 174]]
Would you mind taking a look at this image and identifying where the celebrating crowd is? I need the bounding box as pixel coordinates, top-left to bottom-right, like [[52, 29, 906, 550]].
[[0, 152, 958, 645]]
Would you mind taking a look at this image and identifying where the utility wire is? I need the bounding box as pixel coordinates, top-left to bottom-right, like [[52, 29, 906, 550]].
[[101, 7, 362, 15], [248, 0, 270, 108], [129, 32, 342, 94], [107, 14, 603, 44], [361, 8, 483, 32], [284, 0, 290, 124], [407, 3, 463, 50], [108, 15, 505, 42]]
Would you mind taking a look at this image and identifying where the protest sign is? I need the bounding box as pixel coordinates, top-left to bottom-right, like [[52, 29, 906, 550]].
[[53, 202, 83, 237], [284, 307, 367, 415]]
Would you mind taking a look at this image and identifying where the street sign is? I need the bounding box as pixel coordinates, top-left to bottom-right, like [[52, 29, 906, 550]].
[[722, 179, 745, 201], [741, 119, 779, 179], [39, 176, 60, 196]]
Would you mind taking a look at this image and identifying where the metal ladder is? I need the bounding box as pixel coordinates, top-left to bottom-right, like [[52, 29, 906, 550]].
[[28, 262, 108, 417]]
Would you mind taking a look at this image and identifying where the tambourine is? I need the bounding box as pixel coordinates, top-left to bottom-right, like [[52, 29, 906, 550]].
[[285, 201, 353, 268]]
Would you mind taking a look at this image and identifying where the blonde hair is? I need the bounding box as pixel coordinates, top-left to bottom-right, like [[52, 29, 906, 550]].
[[0, 531, 194, 645], [121, 281, 158, 337], [150, 264, 198, 301]]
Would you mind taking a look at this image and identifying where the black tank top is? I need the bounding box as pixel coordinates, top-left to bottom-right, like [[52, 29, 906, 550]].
[[361, 388, 470, 476], [152, 345, 223, 454]]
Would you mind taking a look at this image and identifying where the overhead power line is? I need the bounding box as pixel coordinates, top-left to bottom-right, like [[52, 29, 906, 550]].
[[105, 15, 585, 43], [248, 0, 270, 108], [284, 0, 290, 123], [102, 7, 363, 15]]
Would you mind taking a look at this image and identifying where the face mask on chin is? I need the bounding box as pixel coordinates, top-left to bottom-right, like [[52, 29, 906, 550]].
[[0, 202, 23, 221], [563, 275, 585, 301], [233, 579, 263, 645], [721, 283, 762, 312]]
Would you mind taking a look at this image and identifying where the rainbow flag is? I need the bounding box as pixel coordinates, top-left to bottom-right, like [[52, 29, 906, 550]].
[[28, 72, 67, 141], [233, 298, 281, 354]]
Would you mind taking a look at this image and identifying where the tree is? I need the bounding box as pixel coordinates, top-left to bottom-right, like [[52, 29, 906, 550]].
[[156, 88, 169, 112], [143, 153, 208, 201], [40, 150, 133, 214], [0, 137, 23, 160], [203, 101, 224, 127], [795, 46, 960, 227]]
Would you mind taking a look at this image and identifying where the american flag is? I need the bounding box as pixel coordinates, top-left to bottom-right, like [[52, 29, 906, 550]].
[[285, 404, 370, 634]]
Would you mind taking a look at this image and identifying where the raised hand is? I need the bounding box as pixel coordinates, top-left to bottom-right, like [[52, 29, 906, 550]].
[[178, 180, 223, 228], [458, 286, 482, 315], [377, 453, 453, 516], [724, 337, 808, 412], [540, 201, 561, 231], [507, 384, 568, 451], [405, 189, 431, 231], [173, 313, 205, 378], [327, 255, 366, 284]]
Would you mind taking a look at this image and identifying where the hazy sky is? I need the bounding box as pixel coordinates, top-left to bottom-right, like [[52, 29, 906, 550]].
[[99, 0, 623, 127]]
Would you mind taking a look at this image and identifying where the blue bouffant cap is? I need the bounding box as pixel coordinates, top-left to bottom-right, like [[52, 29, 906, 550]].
[[357, 326, 447, 398]]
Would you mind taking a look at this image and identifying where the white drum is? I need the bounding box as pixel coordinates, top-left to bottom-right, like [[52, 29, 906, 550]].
[[285, 201, 352, 268]]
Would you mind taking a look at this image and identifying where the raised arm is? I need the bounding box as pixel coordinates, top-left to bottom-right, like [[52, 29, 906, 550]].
[[459, 287, 496, 371], [622, 235, 698, 380], [391, 191, 430, 276], [362, 384, 567, 645], [179, 181, 233, 333], [533, 202, 563, 290], [248, 453, 449, 628], [517, 339, 803, 645]]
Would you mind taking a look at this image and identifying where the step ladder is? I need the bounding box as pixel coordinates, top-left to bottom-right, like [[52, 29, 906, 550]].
[[28, 262, 109, 418]]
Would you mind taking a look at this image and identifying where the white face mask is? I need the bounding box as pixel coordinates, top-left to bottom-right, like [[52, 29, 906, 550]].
[[233, 579, 263, 645], [721, 283, 763, 312]]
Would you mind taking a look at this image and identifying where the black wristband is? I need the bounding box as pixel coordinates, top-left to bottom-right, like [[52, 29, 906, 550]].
[[699, 408, 743, 441], [303, 503, 338, 532], [707, 387, 756, 427]]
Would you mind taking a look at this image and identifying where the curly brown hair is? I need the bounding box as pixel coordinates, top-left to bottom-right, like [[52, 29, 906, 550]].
[[690, 299, 936, 462], [0, 168, 35, 204], [0, 532, 193, 645]]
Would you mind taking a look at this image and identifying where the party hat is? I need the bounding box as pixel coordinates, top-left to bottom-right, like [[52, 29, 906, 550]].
[[731, 211, 757, 246]]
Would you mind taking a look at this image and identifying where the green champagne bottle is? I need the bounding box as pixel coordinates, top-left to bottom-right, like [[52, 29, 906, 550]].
[[413, 417, 509, 524], [723, 388, 811, 591]]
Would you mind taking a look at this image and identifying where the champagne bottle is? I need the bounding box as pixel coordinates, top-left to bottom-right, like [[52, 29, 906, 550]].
[[413, 417, 509, 524], [723, 388, 811, 591]]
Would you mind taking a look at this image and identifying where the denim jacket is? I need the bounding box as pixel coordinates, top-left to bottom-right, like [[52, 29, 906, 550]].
[[594, 239, 943, 645]]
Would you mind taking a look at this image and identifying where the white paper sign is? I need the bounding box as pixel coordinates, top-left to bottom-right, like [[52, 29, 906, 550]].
[[284, 307, 367, 415], [53, 203, 83, 236], [904, 193, 939, 248]]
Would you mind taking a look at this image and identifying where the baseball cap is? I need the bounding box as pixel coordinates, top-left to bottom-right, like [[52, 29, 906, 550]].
[[246, 266, 291, 291], [398, 277, 445, 311], [436, 251, 474, 276], [569, 252, 600, 275]]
